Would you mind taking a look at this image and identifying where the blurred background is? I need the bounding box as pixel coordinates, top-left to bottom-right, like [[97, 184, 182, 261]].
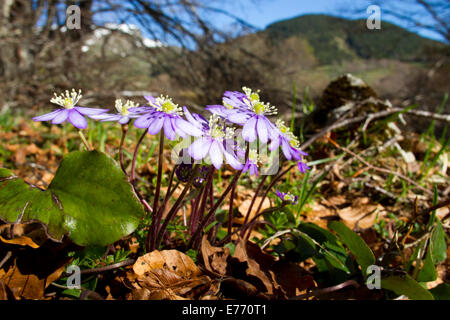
[[0, 0, 448, 134]]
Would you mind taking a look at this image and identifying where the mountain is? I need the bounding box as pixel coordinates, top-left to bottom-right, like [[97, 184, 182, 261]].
[[263, 14, 444, 65]]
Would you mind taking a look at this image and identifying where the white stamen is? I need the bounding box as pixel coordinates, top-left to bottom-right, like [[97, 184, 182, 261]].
[[209, 115, 234, 140], [248, 149, 260, 164], [115, 99, 138, 115], [242, 86, 277, 116], [151, 95, 183, 115], [50, 89, 82, 109]]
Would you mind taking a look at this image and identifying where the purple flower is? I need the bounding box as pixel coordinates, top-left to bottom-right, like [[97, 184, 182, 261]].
[[32, 89, 108, 129], [91, 99, 142, 124], [207, 87, 278, 144], [269, 119, 310, 173], [186, 108, 243, 171], [132, 95, 203, 141], [175, 163, 192, 183], [276, 189, 298, 204], [297, 161, 310, 173], [193, 165, 210, 187], [175, 148, 211, 186], [242, 149, 259, 176]]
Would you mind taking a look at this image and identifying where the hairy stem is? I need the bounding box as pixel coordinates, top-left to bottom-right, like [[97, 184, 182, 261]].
[[153, 165, 198, 250], [227, 182, 237, 237], [119, 124, 128, 175], [187, 169, 243, 249], [130, 129, 148, 183], [240, 175, 268, 237], [148, 164, 178, 251], [78, 130, 91, 151], [153, 132, 165, 216]]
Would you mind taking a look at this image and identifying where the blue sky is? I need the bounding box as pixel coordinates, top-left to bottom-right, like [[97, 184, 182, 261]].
[[213, 0, 445, 42], [90, 0, 446, 43]]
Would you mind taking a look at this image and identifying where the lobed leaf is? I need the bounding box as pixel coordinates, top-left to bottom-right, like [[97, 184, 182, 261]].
[[0, 151, 145, 246]]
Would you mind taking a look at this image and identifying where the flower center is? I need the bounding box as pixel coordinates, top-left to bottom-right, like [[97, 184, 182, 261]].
[[51, 89, 82, 109], [209, 115, 234, 141], [253, 102, 266, 115], [115, 99, 138, 116], [152, 95, 182, 115], [211, 126, 225, 140], [162, 101, 175, 113], [242, 86, 277, 116], [248, 149, 259, 164], [64, 98, 74, 109], [283, 193, 295, 202]]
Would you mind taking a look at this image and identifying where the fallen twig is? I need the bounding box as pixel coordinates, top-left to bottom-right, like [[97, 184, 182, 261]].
[[291, 280, 359, 300], [61, 259, 135, 278], [301, 104, 450, 150], [328, 138, 436, 198], [0, 251, 12, 269]]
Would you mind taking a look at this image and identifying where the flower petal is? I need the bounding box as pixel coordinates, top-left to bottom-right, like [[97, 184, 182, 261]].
[[183, 106, 203, 129], [134, 114, 153, 128], [163, 117, 176, 140], [281, 139, 292, 160], [171, 118, 187, 138], [175, 118, 203, 137], [209, 140, 223, 170], [206, 105, 229, 118], [144, 95, 156, 104], [227, 112, 250, 125], [90, 113, 114, 120], [249, 164, 258, 176], [147, 116, 164, 135], [223, 149, 244, 170], [257, 116, 269, 144], [269, 137, 280, 151], [68, 110, 88, 129], [51, 109, 69, 124], [74, 106, 108, 116], [297, 161, 310, 173], [242, 116, 257, 142], [118, 116, 130, 124], [188, 137, 212, 160], [32, 109, 62, 122]]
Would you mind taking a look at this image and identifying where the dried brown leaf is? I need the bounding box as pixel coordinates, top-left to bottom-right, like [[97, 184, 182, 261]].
[[200, 235, 230, 275], [337, 197, 384, 229], [131, 250, 212, 300]]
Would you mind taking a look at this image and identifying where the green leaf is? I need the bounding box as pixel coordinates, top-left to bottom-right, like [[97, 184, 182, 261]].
[[293, 227, 352, 283], [416, 221, 447, 282], [298, 223, 353, 278], [417, 246, 438, 282], [430, 221, 447, 264], [0, 151, 145, 246], [298, 222, 340, 244], [429, 283, 450, 300], [381, 274, 434, 300], [328, 221, 375, 276]]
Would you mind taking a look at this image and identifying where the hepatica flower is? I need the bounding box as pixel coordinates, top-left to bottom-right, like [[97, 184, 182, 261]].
[[92, 99, 141, 124], [207, 87, 278, 143], [176, 163, 210, 187], [271, 120, 310, 173], [32, 89, 108, 129], [187, 111, 243, 170], [133, 95, 202, 140], [276, 189, 298, 205], [243, 149, 260, 176]]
